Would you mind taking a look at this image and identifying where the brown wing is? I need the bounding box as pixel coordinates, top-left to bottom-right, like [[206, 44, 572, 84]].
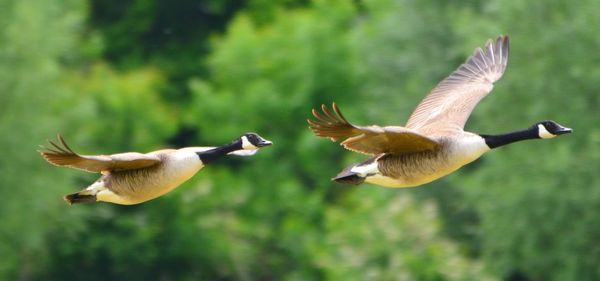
[[39, 134, 161, 173], [308, 103, 439, 155], [406, 35, 509, 130]]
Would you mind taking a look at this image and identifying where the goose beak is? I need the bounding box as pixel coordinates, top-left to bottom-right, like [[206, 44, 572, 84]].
[[257, 139, 273, 147], [555, 126, 573, 135]]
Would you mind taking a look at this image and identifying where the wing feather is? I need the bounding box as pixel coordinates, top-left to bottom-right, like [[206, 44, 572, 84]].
[[308, 103, 439, 155], [406, 35, 509, 130], [39, 134, 161, 173]]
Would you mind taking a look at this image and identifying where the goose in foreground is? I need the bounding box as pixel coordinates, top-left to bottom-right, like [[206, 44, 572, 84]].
[[308, 35, 572, 188], [40, 133, 272, 205]]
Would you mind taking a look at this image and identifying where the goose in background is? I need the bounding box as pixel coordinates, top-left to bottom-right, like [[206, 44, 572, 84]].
[[40, 133, 272, 205], [308, 35, 572, 188]]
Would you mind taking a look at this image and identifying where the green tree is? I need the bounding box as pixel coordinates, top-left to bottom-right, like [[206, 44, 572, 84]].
[[316, 190, 495, 281], [445, 0, 600, 280], [4, 0, 599, 280], [0, 0, 87, 279]]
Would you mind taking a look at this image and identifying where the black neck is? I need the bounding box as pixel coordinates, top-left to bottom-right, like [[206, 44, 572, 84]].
[[480, 126, 539, 149], [196, 140, 243, 164]]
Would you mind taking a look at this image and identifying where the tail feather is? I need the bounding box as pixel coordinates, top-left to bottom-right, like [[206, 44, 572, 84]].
[[332, 165, 365, 185], [64, 192, 97, 205]]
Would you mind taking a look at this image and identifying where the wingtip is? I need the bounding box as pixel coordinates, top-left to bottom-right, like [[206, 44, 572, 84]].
[[37, 144, 47, 153], [331, 102, 339, 112], [311, 108, 319, 118], [307, 118, 318, 128], [500, 34, 508, 44], [486, 34, 509, 48], [321, 104, 328, 113], [493, 34, 508, 41], [492, 34, 509, 50]]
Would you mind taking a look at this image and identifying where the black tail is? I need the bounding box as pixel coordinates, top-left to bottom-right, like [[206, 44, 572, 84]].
[[332, 165, 365, 185], [64, 192, 97, 205]]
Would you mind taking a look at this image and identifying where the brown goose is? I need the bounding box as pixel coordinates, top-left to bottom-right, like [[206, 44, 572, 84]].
[[308, 35, 571, 188], [40, 133, 272, 205]]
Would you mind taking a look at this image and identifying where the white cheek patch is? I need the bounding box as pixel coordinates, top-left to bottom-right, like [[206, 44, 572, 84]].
[[241, 136, 258, 150], [538, 124, 556, 139]]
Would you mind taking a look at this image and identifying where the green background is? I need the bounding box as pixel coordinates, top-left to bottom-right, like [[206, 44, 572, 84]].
[[1, 0, 598, 280]]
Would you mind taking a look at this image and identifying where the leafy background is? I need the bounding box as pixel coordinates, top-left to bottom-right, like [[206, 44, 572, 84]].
[[1, 0, 598, 280]]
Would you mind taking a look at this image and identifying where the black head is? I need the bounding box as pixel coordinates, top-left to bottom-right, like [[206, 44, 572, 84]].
[[536, 120, 572, 138], [241, 132, 273, 149]]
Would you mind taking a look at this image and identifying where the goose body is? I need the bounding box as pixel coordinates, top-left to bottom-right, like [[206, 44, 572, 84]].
[[40, 133, 272, 205], [350, 133, 487, 187], [308, 36, 572, 188], [348, 133, 490, 187], [89, 149, 203, 205]]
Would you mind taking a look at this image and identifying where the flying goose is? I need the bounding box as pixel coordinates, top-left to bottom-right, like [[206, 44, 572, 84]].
[[40, 133, 272, 205], [308, 35, 572, 188]]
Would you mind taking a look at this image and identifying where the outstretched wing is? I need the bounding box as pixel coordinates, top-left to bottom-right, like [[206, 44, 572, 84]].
[[39, 134, 161, 173], [406, 35, 509, 130], [308, 103, 439, 155]]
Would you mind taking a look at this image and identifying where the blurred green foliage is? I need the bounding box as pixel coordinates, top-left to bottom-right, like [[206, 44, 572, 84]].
[[0, 0, 598, 280]]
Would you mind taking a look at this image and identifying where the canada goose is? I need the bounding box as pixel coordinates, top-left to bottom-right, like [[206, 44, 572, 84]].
[[308, 35, 572, 188], [40, 133, 272, 205]]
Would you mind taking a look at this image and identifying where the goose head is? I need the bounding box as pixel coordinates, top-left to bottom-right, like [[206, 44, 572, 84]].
[[536, 120, 572, 139], [240, 132, 273, 150]]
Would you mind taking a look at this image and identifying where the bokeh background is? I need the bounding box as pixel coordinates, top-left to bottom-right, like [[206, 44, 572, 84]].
[[1, 0, 599, 280]]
